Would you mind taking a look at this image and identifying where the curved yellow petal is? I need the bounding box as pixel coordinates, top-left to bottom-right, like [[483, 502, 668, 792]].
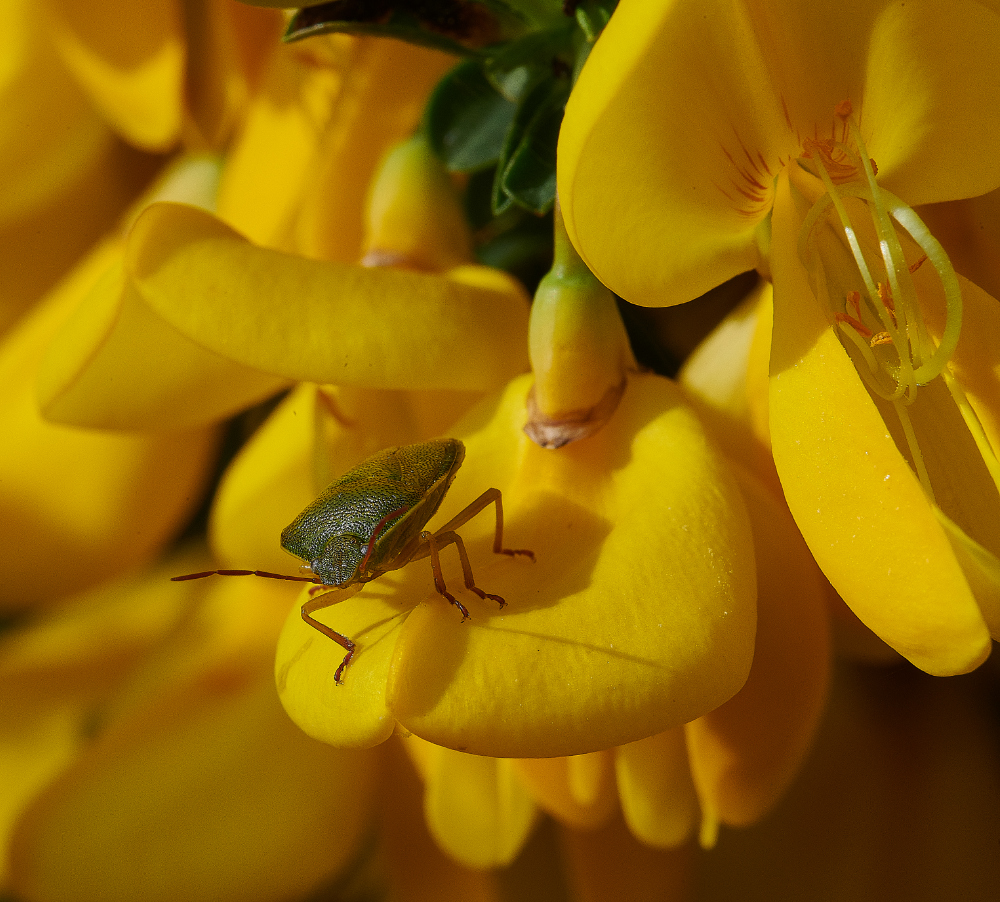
[[0, 250, 219, 610], [559, 0, 783, 306], [34, 157, 291, 431], [387, 373, 756, 756], [861, 0, 1000, 204], [126, 202, 530, 390], [769, 170, 990, 674], [44, 0, 184, 150], [559, 0, 1000, 308], [403, 735, 536, 869], [274, 572, 415, 749], [37, 247, 290, 431]]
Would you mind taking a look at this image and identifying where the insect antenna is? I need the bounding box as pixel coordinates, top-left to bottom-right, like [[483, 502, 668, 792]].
[[171, 569, 323, 585]]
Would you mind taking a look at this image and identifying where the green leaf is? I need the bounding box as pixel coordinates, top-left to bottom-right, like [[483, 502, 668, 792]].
[[426, 60, 518, 172], [497, 78, 568, 215]]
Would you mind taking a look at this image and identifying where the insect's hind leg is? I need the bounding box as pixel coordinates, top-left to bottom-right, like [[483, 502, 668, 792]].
[[433, 488, 535, 561], [428, 529, 506, 615]]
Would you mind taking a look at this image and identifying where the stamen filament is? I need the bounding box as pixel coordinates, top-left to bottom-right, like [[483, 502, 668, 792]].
[[804, 162, 881, 305], [893, 398, 934, 502]]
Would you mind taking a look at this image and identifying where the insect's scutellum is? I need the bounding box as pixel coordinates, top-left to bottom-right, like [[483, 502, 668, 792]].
[[172, 439, 534, 683]]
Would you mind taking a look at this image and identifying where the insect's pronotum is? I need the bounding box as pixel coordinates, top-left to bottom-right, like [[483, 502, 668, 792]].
[[174, 439, 534, 682]]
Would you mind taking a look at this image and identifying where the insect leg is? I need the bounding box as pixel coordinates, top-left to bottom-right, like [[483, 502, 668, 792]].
[[433, 488, 535, 561], [429, 529, 506, 611], [301, 590, 359, 684]]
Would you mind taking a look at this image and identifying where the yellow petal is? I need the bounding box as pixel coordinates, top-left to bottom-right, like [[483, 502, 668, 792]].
[[387, 372, 756, 756], [769, 170, 991, 674], [127, 202, 530, 390], [403, 735, 536, 869], [861, 0, 1000, 204], [558, 0, 1000, 308], [614, 729, 698, 848], [37, 246, 290, 431], [44, 0, 185, 150], [35, 156, 291, 430], [275, 573, 414, 748]]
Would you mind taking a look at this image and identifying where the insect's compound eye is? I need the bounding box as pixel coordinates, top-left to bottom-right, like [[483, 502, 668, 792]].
[[312, 533, 367, 586]]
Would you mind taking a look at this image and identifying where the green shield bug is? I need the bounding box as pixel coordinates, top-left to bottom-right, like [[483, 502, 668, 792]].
[[174, 438, 533, 683]]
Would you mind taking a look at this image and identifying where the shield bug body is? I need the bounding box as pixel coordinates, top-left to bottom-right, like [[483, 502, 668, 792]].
[[174, 438, 533, 682]]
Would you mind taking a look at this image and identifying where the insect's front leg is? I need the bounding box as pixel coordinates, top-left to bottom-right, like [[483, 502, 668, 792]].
[[300, 590, 359, 684]]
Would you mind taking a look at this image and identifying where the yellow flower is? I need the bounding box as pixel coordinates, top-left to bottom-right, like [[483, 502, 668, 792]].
[[559, 0, 1000, 674], [276, 370, 757, 756]]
